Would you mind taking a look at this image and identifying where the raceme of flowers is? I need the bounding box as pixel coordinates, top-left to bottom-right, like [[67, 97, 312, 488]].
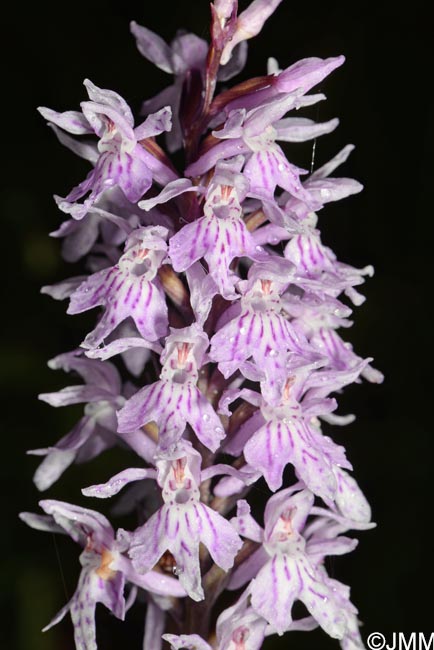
[[22, 1, 383, 649]]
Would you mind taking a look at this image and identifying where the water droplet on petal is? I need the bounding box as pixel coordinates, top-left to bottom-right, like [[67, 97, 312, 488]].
[[172, 565, 184, 576], [239, 326, 246, 334], [215, 426, 224, 435], [202, 413, 210, 422]]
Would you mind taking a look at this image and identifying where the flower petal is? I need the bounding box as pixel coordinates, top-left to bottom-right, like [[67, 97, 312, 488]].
[[82, 468, 156, 499], [163, 634, 211, 650], [38, 107, 93, 134], [197, 503, 243, 570], [130, 21, 176, 74], [244, 418, 337, 497], [39, 500, 114, 548], [19, 512, 65, 535], [251, 554, 302, 634]]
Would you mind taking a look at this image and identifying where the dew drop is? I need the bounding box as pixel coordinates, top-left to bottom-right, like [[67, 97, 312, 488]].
[[202, 413, 210, 422], [215, 426, 224, 434], [278, 163, 285, 172], [239, 326, 246, 334], [172, 565, 184, 576], [268, 348, 277, 357]]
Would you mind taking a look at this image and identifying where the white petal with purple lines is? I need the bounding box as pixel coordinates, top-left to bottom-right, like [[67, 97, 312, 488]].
[[244, 417, 340, 498], [117, 379, 225, 452]]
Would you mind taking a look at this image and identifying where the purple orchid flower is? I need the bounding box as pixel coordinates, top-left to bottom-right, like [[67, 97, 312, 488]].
[[284, 230, 374, 306], [117, 324, 226, 452], [219, 360, 357, 499], [282, 145, 363, 222], [167, 163, 266, 299], [20, 501, 185, 650], [82, 441, 244, 601], [131, 22, 208, 154], [209, 258, 313, 380], [68, 226, 169, 349], [186, 94, 335, 208], [222, 55, 345, 117], [48, 185, 163, 264], [29, 351, 156, 490], [311, 327, 384, 384], [140, 158, 269, 299], [164, 591, 269, 650], [39, 80, 175, 220], [229, 488, 365, 639], [127, 443, 242, 601]]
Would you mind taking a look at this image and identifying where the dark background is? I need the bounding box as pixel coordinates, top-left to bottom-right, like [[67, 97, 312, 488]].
[[2, 0, 432, 648]]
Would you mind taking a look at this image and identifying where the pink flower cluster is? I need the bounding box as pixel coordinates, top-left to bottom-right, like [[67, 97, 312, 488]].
[[22, 2, 382, 649]]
